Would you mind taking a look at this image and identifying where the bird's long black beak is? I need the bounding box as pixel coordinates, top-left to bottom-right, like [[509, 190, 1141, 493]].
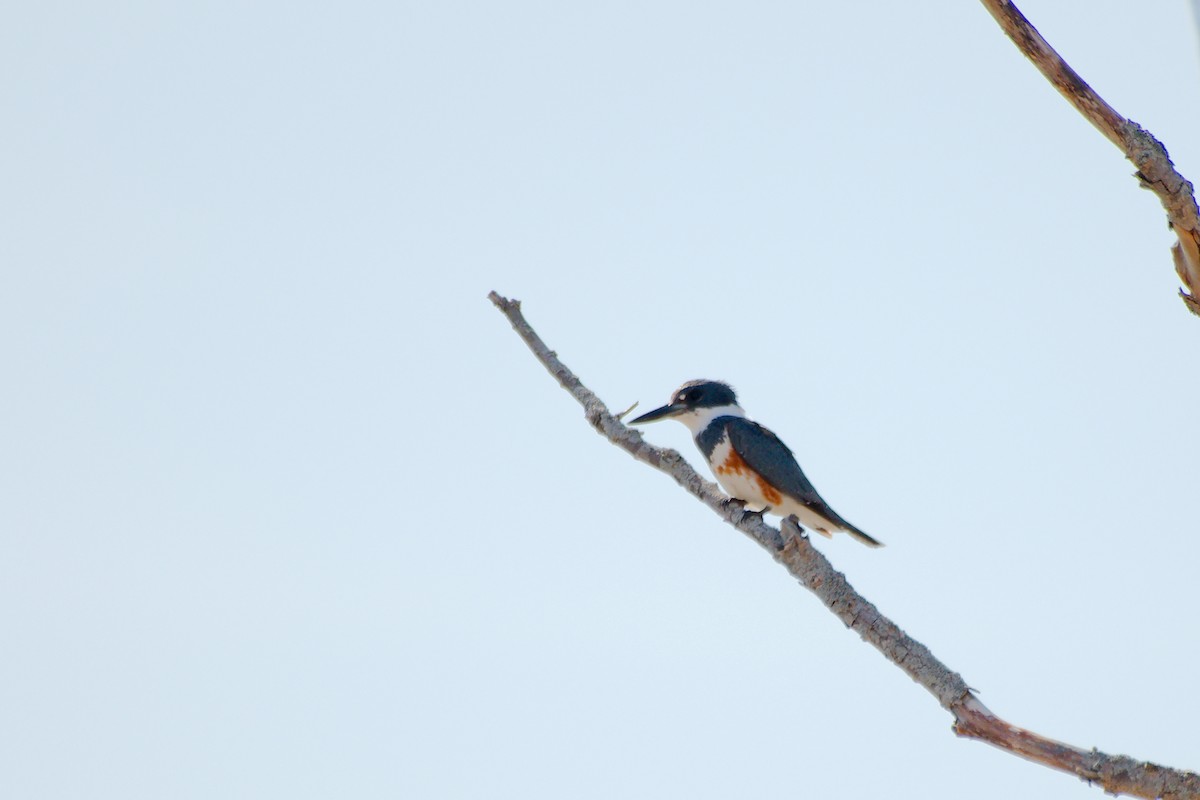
[[630, 403, 685, 424]]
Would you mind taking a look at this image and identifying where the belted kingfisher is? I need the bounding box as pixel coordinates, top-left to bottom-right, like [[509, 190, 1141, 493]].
[[631, 380, 882, 547]]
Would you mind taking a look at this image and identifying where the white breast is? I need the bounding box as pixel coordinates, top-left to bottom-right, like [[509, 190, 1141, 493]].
[[706, 435, 774, 512]]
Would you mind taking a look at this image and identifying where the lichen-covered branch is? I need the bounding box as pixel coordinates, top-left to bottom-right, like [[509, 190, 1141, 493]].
[[979, 0, 1200, 316], [489, 291, 1200, 799]]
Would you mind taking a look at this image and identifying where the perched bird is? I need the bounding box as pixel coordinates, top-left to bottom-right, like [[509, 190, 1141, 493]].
[[630, 379, 882, 547]]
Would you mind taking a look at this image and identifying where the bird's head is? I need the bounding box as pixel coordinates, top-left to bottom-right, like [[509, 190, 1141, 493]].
[[630, 379, 744, 434]]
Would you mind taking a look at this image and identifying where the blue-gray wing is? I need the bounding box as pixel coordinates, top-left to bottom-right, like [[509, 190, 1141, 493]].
[[724, 418, 855, 524], [726, 418, 882, 547], [725, 418, 826, 506]]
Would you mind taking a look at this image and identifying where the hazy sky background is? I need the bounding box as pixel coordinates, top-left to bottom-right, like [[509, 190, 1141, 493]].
[[3, 1, 1198, 798]]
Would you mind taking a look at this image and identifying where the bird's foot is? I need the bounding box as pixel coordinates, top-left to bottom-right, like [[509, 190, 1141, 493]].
[[723, 497, 769, 523], [721, 497, 747, 515]]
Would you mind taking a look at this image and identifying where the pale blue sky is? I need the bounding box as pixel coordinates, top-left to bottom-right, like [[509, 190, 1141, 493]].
[[3, 1, 1198, 798]]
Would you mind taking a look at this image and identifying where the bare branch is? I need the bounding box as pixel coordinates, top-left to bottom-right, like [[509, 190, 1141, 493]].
[[489, 291, 1200, 799], [979, 0, 1200, 316]]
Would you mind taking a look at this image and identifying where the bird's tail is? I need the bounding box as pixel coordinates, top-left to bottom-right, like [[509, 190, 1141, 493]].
[[842, 522, 884, 548]]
